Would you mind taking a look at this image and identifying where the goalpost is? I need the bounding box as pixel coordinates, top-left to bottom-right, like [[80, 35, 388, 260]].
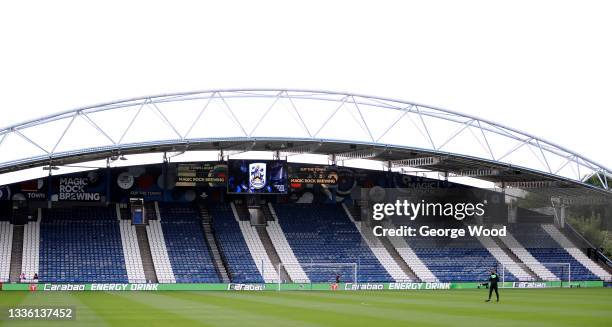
[[277, 262, 358, 291], [499, 262, 571, 288]]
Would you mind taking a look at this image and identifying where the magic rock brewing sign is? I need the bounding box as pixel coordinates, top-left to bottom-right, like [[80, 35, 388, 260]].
[[175, 163, 227, 187], [289, 165, 338, 186], [58, 177, 101, 201]]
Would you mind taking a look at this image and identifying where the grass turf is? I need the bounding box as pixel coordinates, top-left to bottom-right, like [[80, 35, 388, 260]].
[[0, 288, 610, 326]]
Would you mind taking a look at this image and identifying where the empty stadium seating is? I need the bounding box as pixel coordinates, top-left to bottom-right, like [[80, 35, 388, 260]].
[[404, 221, 516, 282], [0, 221, 12, 282], [118, 219, 146, 283], [266, 203, 310, 283], [509, 224, 599, 281], [39, 207, 128, 283], [21, 219, 40, 282], [542, 225, 611, 280], [384, 222, 438, 282], [236, 218, 278, 282], [475, 232, 533, 281], [146, 219, 176, 283], [2, 199, 605, 285], [209, 204, 264, 283], [273, 203, 391, 283], [495, 225, 558, 281], [343, 204, 412, 282], [412, 248, 512, 282], [158, 203, 220, 283]]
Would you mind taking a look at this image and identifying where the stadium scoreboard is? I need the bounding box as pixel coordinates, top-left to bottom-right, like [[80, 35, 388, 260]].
[[227, 160, 288, 194]]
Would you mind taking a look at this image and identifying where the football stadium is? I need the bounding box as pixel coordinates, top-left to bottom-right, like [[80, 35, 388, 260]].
[[0, 89, 610, 326]]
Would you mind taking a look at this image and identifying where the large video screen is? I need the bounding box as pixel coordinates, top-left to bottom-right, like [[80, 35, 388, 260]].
[[288, 164, 338, 187], [227, 160, 288, 194], [175, 162, 227, 187]]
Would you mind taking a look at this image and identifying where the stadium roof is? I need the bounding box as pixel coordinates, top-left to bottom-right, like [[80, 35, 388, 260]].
[[0, 89, 609, 195]]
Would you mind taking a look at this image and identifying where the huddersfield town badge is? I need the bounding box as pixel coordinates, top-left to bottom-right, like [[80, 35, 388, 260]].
[[249, 163, 266, 190]]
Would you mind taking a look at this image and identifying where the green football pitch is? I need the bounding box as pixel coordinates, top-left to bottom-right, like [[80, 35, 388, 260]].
[[0, 288, 610, 326]]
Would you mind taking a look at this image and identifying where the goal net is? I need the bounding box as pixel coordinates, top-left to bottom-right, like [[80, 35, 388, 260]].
[[276, 262, 358, 291], [498, 262, 571, 288]]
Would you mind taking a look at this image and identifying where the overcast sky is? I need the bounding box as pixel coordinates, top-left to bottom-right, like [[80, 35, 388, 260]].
[[0, 0, 610, 175]]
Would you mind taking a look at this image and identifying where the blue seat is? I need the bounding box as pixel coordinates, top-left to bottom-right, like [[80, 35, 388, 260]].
[[210, 204, 264, 283], [510, 224, 598, 281], [158, 204, 220, 283], [402, 221, 515, 282], [274, 203, 391, 283], [40, 207, 128, 283]]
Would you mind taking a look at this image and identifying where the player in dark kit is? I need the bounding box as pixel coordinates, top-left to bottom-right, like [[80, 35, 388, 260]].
[[485, 269, 500, 302]]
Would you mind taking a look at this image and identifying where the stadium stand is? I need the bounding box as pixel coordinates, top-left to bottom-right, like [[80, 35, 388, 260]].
[[118, 218, 147, 283], [265, 203, 310, 283], [237, 220, 279, 282], [542, 224, 611, 280], [273, 203, 391, 283], [197, 205, 231, 283], [230, 203, 278, 283], [2, 200, 610, 285], [8, 224, 23, 283], [475, 232, 533, 281], [21, 219, 40, 282], [39, 207, 128, 283], [230, 203, 278, 282], [209, 203, 264, 283], [6, 199, 608, 285], [496, 224, 559, 281], [342, 203, 412, 282], [0, 221, 12, 282], [146, 216, 176, 283], [382, 220, 438, 282], [509, 224, 600, 281], [404, 221, 515, 282], [158, 203, 220, 283]]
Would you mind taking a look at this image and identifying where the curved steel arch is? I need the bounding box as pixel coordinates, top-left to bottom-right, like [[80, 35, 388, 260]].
[[0, 89, 609, 191]]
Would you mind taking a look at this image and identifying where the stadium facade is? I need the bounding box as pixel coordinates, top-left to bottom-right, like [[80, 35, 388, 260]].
[[0, 89, 610, 289]]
